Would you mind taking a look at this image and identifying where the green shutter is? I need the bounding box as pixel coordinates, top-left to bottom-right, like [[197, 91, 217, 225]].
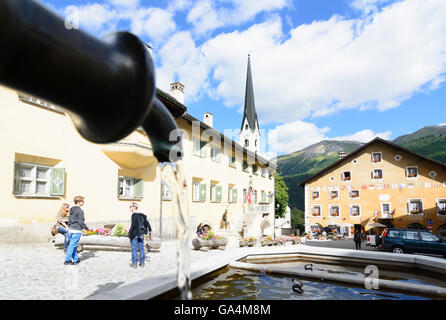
[[50, 167, 65, 196], [13, 162, 20, 195], [232, 188, 237, 203], [216, 186, 222, 202], [200, 141, 207, 158], [199, 183, 206, 201], [134, 179, 144, 199], [262, 191, 266, 203]]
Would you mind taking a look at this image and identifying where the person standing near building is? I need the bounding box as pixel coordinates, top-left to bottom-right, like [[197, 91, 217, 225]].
[[128, 202, 152, 268], [56, 203, 70, 253], [64, 196, 88, 265], [354, 230, 362, 250]]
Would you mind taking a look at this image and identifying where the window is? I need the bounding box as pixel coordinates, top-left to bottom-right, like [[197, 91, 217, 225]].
[[243, 188, 247, 203], [269, 169, 273, 179], [193, 181, 207, 202], [350, 205, 360, 217], [252, 190, 257, 204], [211, 184, 222, 202], [372, 169, 383, 179], [372, 152, 382, 163], [342, 171, 351, 181], [261, 167, 266, 177], [242, 161, 249, 172], [408, 199, 423, 215], [329, 205, 340, 217], [420, 232, 439, 242], [405, 231, 420, 241], [228, 186, 237, 203], [13, 162, 65, 197], [245, 139, 249, 147], [437, 199, 446, 215], [388, 230, 405, 238], [381, 203, 391, 215], [312, 191, 320, 200], [161, 180, 171, 200], [252, 164, 258, 175], [245, 124, 248, 130], [406, 167, 418, 178], [118, 176, 143, 199], [210, 145, 221, 162], [311, 205, 321, 217], [330, 191, 338, 200], [350, 190, 360, 199], [261, 191, 267, 203], [229, 156, 236, 168]]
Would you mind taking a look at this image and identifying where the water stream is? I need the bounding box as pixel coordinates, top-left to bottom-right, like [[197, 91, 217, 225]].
[[160, 160, 192, 300]]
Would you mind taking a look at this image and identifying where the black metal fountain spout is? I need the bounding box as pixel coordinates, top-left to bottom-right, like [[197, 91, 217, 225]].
[[0, 0, 182, 163]]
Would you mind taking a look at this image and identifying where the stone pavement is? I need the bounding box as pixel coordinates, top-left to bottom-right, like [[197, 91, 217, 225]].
[[0, 239, 235, 300]]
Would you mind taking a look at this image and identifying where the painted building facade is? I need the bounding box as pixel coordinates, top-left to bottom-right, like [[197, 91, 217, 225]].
[[0, 67, 276, 243], [301, 138, 446, 236]]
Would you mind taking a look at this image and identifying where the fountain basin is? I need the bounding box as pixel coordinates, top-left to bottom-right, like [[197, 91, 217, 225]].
[[86, 245, 446, 300]]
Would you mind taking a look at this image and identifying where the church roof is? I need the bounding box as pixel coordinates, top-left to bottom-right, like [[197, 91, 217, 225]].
[[241, 54, 259, 133]]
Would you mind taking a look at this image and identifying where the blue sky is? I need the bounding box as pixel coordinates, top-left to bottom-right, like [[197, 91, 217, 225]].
[[40, 0, 446, 158]]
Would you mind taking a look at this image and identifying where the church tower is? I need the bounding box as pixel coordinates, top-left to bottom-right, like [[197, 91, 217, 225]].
[[240, 54, 260, 153]]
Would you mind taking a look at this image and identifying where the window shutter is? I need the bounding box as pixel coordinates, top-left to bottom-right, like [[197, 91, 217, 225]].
[[232, 188, 237, 203], [50, 168, 65, 196], [193, 138, 200, 155], [199, 183, 206, 201], [134, 179, 144, 199], [216, 186, 222, 202], [13, 162, 20, 195], [200, 141, 207, 158]]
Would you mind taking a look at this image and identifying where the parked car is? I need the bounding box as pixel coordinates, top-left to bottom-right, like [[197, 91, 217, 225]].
[[380, 228, 446, 257]]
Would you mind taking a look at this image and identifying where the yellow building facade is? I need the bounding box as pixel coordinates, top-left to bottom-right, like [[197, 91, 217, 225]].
[[0, 85, 276, 243], [301, 139, 446, 236]]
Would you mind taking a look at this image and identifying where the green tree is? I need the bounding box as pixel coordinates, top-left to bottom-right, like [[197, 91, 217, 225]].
[[274, 172, 289, 218], [291, 208, 305, 233]]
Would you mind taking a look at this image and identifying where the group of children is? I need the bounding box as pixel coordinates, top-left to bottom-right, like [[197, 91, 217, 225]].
[[56, 196, 151, 268]]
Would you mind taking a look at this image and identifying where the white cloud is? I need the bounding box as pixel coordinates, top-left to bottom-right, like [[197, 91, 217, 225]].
[[108, 0, 140, 7], [267, 121, 392, 154], [331, 129, 392, 142], [350, 0, 393, 10], [186, 0, 290, 35], [179, 0, 446, 124], [131, 8, 176, 42], [74, 4, 118, 33]]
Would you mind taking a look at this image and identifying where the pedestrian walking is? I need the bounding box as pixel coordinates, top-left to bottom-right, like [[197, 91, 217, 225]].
[[64, 196, 88, 265], [56, 203, 70, 253], [128, 202, 152, 268], [354, 231, 362, 250]]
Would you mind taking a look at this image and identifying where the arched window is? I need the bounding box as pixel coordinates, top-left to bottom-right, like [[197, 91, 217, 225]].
[[245, 124, 248, 130], [245, 139, 249, 147]]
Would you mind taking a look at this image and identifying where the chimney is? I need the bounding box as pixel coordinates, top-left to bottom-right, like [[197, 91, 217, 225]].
[[203, 112, 213, 128], [170, 81, 184, 104]]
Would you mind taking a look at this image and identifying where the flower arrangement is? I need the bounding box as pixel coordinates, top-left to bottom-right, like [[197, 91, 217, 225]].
[[85, 228, 112, 236], [411, 209, 420, 214], [244, 236, 257, 247], [260, 235, 274, 246], [439, 210, 446, 215], [276, 237, 287, 245]]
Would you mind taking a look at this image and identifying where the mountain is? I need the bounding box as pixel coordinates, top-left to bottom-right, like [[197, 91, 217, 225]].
[[393, 125, 446, 145], [278, 125, 446, 211], [276, 140, 363, 209]]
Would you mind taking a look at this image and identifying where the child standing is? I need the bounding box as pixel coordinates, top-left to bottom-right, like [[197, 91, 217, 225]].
[[128, 202, 152, 268], [64, 196, 89, 265]]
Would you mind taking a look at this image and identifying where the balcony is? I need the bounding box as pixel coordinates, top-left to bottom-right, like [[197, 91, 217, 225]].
[[381, 212, 393, 219]]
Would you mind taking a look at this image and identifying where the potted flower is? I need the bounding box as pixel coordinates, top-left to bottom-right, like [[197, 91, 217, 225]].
[[439, 210, 446, 215], [244, 236, 257, 247]]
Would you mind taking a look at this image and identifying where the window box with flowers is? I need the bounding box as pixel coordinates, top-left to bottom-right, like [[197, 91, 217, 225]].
[[330, 191, 338, 200], [342, 171, 351, 181], [372, 152, 382, 163], [330, 206, 340, 217], [311, 206, 321, 217], [408, 199, 423, 215], [350, 190, 359, 199], [406, 167, 418, 178], [350, 205, 361, 217], [312, 191, 320, 200]]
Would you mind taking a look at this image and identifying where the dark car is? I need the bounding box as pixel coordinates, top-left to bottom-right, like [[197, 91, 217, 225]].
[[380, 228, 446, 257]]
